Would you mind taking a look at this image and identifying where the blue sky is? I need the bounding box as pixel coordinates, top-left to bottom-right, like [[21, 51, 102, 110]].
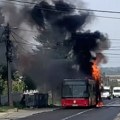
[[84, 0, 120, 67]]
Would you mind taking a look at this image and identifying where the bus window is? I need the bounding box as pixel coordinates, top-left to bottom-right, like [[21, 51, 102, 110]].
[[62, 85, 88, 98], [62, 85, 72, 98], [88, 83, 96, 97], [88, 84, 92, 96], [72, 85, 88, 98]]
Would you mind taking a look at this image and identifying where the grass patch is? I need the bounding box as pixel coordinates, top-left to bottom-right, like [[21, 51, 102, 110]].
[[0, 106, 14, 112]]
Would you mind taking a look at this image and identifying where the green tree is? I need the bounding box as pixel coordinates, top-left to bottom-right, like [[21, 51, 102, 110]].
[[0, 65, 7, 95], [0, 65, 36, 93], [12, 71, 25, 92], [12, 80, 25, 92], [0, 75, 5, 94], [0, 65, 26, 93], [0, 65, 15, 80]]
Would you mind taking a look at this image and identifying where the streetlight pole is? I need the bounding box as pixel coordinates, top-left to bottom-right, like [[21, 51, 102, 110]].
[[5, 23, 13, 107]]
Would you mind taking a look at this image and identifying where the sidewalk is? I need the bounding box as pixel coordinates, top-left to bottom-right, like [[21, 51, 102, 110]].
[[114, 113, 120, 120], [0, 107, 58, 120]]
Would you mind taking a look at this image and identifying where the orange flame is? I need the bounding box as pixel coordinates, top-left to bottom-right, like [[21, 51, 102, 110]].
[[92, 61, 101, 80]]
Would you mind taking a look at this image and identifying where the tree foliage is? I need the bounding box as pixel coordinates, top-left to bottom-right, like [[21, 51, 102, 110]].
[[0, 75, 5, 94], [12, 71, 25, 92], [0, 65, 37, 94]]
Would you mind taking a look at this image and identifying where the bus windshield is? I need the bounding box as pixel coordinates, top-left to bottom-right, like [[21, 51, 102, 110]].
[[62, 81, 88, 98]]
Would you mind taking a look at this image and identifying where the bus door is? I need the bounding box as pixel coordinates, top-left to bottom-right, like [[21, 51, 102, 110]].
[[88, 80, 96, 106]]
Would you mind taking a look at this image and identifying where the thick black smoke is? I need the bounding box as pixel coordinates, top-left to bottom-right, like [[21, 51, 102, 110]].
[[31, 0, 75, 29], [56, 14, 89, 33], [0, 0, 110, 95], [71, 31, 109, 75], [31, 0, 110, 77]]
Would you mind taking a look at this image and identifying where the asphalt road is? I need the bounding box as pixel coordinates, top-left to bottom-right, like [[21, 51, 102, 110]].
[[17, 98, 120, 120]]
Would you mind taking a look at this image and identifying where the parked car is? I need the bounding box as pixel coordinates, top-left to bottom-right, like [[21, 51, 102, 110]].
[[101, 86, 111, 99], [112, 87, 120, 98]]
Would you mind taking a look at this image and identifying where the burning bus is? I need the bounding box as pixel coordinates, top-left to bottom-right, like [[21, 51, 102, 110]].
[[61, 78, 96, 107], [61, 62, 103, 108], [61, 78, 103, 108], [3, 0, 109, 108]]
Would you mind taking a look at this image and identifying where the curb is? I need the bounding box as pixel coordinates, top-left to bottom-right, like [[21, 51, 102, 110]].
[[28, 108, 61, 116], [0, 108, 18, 117], [0, 108, 60, 119]]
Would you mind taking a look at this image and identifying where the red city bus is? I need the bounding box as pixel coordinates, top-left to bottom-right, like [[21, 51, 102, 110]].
[[61, 79, 97, 107]]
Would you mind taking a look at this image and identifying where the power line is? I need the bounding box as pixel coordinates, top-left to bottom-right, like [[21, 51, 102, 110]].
[[10, 27, 120, 38], [11, 33, 35, 46], [2, 0, 120, 14], [0, 0, 26, 7], [104, 53, 120, 55], [1, 0, 120, 17], [9, 30, 120, 52], [3, 0, 120, 14], [9, 27, 120, 42], [1, 1, 120, 20], [12, 40, 38, 46], [106, 49, 119, 50], [93, 15, 120, 20], [110, 39, 120, 41], [7, 0, 37, 5], [10, 27, 38, 33], [11, 32, 38, 55], [11, 33, 31, 53], [9, 32, 120, 58], [11, 30, 31, 43], [109, 46, 120, 48], [10, 31, 120, 50], [107, 56, 120, 57], [11, 31, 39, 46], [0, 0, 35, 6], [1, 0, 120, 27], [12, 39, 39, 47]]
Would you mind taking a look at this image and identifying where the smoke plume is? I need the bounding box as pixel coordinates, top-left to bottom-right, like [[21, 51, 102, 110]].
[[0, 0, 40, 54], [0, 0, 110, 94], [30, 0, 110, 77]]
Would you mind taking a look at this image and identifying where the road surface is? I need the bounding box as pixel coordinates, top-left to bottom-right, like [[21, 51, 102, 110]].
[[17, 98, 120, 120]]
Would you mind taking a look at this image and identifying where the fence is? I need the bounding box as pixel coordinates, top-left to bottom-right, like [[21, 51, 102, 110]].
[[0, 93, 23, 105], [24, 93, 48, 108], [0, 93, 48, 108]]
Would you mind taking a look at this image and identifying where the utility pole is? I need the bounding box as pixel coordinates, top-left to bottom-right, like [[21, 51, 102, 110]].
[[5, 23, 13, 106]]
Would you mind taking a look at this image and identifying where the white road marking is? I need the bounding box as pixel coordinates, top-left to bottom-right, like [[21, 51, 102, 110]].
[[61, 109, 93, 120], [61, 100, 120, 120], [104, 99, 120, 106], [106, 100, 120, 105]]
